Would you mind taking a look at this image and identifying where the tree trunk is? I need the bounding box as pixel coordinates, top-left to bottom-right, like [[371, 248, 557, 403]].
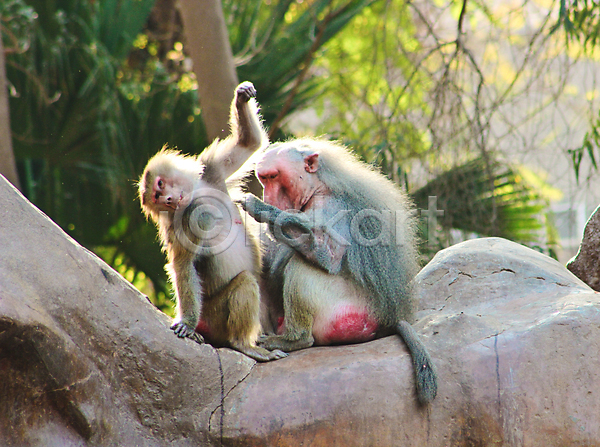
[[0, 35, 21, 189], [177, 0, 238, 143]]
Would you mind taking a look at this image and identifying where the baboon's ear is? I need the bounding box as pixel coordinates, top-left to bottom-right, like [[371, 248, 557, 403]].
[[304, 153, 319, 173]]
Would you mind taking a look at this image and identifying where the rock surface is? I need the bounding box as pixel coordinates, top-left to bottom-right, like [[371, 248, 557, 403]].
[[1, 173, 599, 446], [568, 204, 600, 291], [221, 237, 600, 446], [0, 176, 255, 446]]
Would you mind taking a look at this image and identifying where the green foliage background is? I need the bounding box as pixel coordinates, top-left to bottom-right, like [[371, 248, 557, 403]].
[[3, 0, 584, 314], [556, 0, 600, 182]]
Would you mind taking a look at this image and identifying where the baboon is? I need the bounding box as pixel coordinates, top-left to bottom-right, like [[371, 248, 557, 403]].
[[138, 82, 285, 362], [243, 138, 437, 402]]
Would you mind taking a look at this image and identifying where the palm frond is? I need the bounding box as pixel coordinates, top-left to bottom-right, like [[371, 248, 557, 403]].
[[228, 0, 377, 136], [411, 157, 550, 244]]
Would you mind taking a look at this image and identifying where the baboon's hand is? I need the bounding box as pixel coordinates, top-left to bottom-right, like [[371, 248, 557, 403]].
[[171, 321, 204, 344], [269, 349, 289, 360], [236, 81, 256, 103], [241, 194, 280, 223]]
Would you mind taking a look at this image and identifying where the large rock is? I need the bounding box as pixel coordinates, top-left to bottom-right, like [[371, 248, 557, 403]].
[[2, 173, 599, 446], [568, 204, 600, 291], [412, 237, 600, 446], [220, 237, 600, 446], [0, 177, 255, 446]]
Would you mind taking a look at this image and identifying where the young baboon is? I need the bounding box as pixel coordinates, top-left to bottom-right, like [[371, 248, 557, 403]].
[[138, 82, 286, 362], [243, 138, 437, 402]]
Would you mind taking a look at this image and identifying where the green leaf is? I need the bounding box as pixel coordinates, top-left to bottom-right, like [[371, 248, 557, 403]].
[[411, 157, 551, 244]]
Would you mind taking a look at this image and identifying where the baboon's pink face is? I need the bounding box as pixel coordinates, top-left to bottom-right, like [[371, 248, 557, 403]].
[[256, 147, 322, 212], [140, 169, 194, 216], [149, 175, 184, 210]]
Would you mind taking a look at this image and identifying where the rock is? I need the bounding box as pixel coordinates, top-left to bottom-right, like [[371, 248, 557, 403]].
[[220, 238, 600, 446], [567, 205, 600, 291], [2, 171, 600, 446], [0, 176, 255, 446]]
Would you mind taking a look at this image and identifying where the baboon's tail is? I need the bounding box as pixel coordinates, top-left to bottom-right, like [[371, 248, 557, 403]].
[[396, 321, 438, 405]]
